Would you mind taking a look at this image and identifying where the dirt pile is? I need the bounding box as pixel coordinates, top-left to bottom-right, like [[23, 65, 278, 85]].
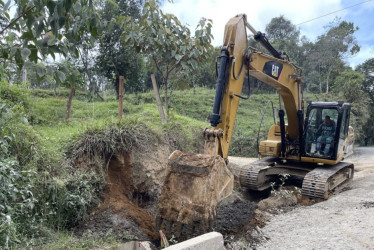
[[215, 195, 256, 235]]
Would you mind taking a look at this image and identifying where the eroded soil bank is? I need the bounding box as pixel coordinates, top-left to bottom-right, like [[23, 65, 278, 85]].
[[74, 147, 170, 244]]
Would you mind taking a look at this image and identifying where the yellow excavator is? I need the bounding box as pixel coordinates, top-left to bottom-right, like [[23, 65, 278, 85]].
[[156, 14, 355, 239]]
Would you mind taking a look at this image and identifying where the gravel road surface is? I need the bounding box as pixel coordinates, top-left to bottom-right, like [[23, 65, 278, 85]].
[[257, 147, 374, 250]]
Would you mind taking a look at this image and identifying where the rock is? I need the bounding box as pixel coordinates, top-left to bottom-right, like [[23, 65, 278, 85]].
[[257, 194, 297, 210]]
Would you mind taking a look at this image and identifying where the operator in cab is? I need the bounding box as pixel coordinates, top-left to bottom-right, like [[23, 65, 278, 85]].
[[316, 115, 336, 156]]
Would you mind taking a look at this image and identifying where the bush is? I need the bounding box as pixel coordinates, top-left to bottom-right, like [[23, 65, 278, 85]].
[[0, 82, 104, 248], [0, 79, 30, 111]]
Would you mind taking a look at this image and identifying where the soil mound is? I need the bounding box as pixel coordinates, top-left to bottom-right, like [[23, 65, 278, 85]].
[[215, 195, 256, 234]]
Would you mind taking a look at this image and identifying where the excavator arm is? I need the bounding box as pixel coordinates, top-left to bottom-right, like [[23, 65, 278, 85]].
[[206, 14, 303, 160]]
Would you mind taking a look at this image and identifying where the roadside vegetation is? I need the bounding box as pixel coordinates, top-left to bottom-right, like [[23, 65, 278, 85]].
[[0, 0, 373, 248]]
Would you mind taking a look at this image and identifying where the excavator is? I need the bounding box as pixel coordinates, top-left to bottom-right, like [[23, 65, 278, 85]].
[[156, 14, 355, 239]]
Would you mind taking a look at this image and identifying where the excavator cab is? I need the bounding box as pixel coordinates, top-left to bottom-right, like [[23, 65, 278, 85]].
[[303, 102, 353, 161]]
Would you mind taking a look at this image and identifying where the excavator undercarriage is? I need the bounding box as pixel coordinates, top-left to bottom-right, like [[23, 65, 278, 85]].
[[232, 157, 354, 199]]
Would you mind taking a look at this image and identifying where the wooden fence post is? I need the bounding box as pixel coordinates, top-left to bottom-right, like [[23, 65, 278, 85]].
[[151, 74, 166, 123], [119, 76, 124, 120]]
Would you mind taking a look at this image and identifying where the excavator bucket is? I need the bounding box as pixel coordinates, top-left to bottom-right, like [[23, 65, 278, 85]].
[[156, 150, 234, 239]]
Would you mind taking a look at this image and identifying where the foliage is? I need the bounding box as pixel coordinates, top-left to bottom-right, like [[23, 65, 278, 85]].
[[0, 0, 101, 66], [96, 0, 146, 96], [0, 78, 30, 110], [261, 16, 360, 94], [356, 58, 374, 103], [356, 58, 374, 145], [0, 100, 42, 248], [305, 19, 360, 93], [332, 70, 365, 103], [0, 0, 102, 93], [121, 0, 214, 118], [36, 169, 103, 230], [0, 82, 103, 248], [265, 15, 301, 64], [332, 70, 368, 142]]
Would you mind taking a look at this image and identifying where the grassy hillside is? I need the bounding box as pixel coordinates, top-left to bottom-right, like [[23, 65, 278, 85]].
[[28, 88, 277, 156], [29, 87, 324, 158]]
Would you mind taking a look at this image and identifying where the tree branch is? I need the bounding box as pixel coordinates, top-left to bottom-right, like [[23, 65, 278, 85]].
[[0, 6, 35, 35]]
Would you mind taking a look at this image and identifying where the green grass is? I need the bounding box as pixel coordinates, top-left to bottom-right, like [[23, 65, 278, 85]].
[[30, 87, 325, 158], [31, 231, 119, 250]]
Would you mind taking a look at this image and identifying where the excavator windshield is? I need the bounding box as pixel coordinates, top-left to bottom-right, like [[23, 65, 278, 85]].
[[304, 107, 339, 158]]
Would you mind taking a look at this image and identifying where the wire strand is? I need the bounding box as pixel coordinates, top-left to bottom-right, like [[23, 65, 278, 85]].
[[296, 0, 373, 26]]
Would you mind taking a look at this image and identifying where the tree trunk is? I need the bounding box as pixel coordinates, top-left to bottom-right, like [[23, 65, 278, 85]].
[[66, 86, 75, 124], [118, 76, 124, 120], [319, 64, 322, 93], [151, 74, 166, 123], [114, 76, 120, 100], [164, 79, 169, 120], [326, 67, 333, 94]]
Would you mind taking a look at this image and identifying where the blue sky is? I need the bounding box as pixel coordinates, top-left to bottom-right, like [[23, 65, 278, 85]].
[[161, 0, 374, 68]]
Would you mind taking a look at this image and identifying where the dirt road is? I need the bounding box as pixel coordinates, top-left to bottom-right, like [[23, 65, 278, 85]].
[[257, 147, 374, 249]]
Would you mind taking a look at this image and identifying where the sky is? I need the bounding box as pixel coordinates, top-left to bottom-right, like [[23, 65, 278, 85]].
[[161, 0, 374, 68]]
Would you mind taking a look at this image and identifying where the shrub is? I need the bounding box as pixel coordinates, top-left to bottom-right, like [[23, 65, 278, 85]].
[[0, 82, 104, 248]]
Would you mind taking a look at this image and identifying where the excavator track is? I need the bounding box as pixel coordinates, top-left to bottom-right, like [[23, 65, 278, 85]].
[[233, 158, 354, 199], [235, 158, 277, 191], [302, 162, 354, 199]]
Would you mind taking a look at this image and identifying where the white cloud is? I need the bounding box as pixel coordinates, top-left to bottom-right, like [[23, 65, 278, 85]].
[[348, 45, 374, 68], [161, 0, 344, 45]]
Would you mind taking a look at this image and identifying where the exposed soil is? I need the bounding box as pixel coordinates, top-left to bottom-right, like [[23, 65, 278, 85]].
[[215, 194, 256, 235], [74, 150, 165, 242]]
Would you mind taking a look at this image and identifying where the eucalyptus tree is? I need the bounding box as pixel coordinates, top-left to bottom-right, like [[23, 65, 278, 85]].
[[307, 20, 360, 93]]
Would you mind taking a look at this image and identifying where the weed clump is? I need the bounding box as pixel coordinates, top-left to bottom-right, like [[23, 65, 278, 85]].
[[67, 119, 159, 162]]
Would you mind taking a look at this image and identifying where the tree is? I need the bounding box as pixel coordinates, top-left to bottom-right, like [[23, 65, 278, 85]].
[[307, 19, 360, 93], [189, 47, 218, 89], [356, 58, 374, 103], [121, 0, 214, 120], [266, 15, 300, 42], [96, 0, 146, 98], [356, 58, 374, 145], [265, 15, 302, 64], [332, 70, 368, 143], [0, 0, 101, 83], [55, 60, 85, 124]]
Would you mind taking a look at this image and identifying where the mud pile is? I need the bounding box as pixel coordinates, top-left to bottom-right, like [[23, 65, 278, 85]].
[[215, 197, 256, 234]]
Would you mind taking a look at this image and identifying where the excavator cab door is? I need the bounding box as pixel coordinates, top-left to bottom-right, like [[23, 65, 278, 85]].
[[303, 102, 349, 160]]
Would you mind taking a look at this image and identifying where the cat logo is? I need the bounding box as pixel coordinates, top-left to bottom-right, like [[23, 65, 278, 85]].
[[263, 61, 283, 80]]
